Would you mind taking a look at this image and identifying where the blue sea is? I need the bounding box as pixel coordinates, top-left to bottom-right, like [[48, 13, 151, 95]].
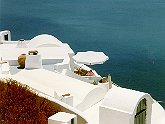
[[1, 0, 165, 107]]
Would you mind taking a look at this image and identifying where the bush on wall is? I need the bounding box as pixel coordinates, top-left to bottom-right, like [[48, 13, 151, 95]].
[[0, 78, 61, 124]]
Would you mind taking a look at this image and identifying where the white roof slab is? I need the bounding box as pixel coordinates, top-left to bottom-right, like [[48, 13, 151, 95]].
[[0, 43, 74, 65], [14, 69, 106, 111]]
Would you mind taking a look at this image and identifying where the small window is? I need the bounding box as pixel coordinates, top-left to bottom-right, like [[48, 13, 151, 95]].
[[134, 99, 147, 124], [4, 34, 8, 41], [71, 118, 74, 124]]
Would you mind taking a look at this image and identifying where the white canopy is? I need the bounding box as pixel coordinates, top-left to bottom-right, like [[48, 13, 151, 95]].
[[72, 51, 109, 65]]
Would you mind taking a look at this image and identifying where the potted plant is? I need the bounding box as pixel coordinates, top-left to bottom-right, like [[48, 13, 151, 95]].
[[98, 74, 112, 91], [17, 54, 26, 69]]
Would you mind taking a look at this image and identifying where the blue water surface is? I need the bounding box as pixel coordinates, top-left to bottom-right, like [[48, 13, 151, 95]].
[[1, 0, 165, 107]]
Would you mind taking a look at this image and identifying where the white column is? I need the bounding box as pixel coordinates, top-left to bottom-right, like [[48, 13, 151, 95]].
[[108, 74, 112, 89]]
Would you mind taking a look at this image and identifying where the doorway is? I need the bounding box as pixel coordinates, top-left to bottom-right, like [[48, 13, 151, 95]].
[[134, 98, 147, 124]]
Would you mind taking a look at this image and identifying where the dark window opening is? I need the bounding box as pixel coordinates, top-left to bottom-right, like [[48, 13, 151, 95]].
[[71, 118, 74, 124], [4, 34, 8, 41]]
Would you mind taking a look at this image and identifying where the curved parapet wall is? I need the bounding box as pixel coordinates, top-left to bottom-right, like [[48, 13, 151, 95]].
[[75, 87, 106, 111], [99, 86, 154, 124]]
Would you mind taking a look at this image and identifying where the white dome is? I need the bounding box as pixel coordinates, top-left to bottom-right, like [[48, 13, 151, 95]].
[[28, 34, 63, 48]]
